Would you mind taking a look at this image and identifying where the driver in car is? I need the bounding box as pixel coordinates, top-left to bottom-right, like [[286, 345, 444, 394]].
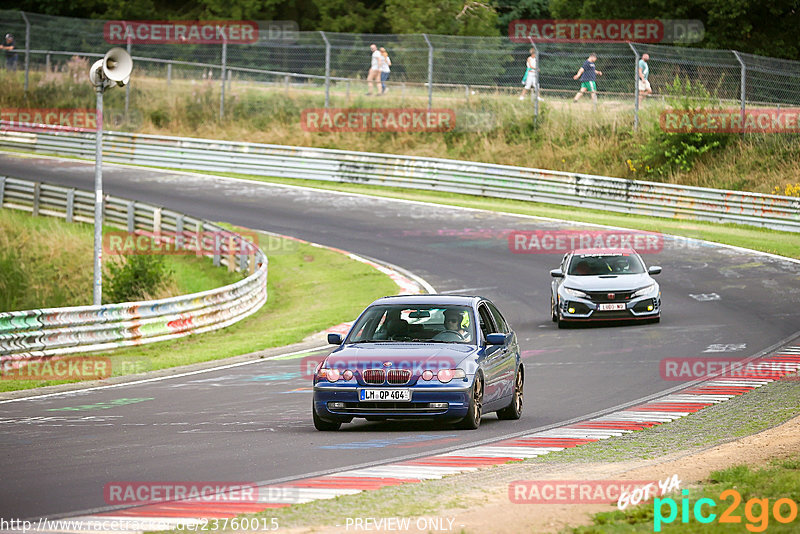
[[433, 309, 469, 341]]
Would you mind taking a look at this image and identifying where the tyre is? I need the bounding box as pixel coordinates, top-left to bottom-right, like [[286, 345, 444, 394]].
[[456, 375, 483, 430], [550, 296, 558, 322], [312, 402, 341, 431], [497, 367, 524, 420]]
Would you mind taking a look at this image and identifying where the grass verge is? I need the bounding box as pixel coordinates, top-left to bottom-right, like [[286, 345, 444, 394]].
[[0, 228, 398, 392], [0, 207, 241, 310], [573, 459, 800, 533]]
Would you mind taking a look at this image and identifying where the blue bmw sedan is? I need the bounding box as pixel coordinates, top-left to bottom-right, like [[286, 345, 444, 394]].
[[312, 295, 523, 430]]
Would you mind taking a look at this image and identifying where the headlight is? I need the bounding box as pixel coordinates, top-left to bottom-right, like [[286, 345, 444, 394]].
[[563, 287, 588, 298], [633, 283, 657, 297]]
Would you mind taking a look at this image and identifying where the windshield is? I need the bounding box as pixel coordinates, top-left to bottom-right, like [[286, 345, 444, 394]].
[[346, 305, 475, 344], [568, 253, 645, 276]]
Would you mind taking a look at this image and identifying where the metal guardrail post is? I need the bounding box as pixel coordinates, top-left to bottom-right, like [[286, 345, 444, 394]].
[[320, 31, 331, 109], [127, 200, 135, 232], [32, 182, 40, 216], [213, 228, 221, 267], [629, 43, 640, 131], [66, 188, 75, 223], [220, 37, 227, 120], [176, 214, 184, 249], [21, 11, 30, 92], [732, 50, 746, 127], [422, 34, 433, 110], [0, 176, 5, 207]]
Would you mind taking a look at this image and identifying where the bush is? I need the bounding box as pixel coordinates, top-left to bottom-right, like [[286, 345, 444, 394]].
[[104, 254, 173, 303], [635, 76, 733, 178]]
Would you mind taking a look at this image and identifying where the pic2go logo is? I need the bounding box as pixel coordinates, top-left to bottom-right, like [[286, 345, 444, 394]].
[[654, 489, 799, 532]]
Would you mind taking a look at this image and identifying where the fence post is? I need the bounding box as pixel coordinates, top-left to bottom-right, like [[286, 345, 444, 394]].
[[732, 50, 746, 128], [167, 62, 172, 87], [530, 40, 540, 122], [45, 52, 50, 72], [629, 43, 640, 131], [422, 34, 433, 110], [220, 37, 227, 120], [125, 35, 132, 120], [21, 11, 30, 92], [320, 31, 331, 108]]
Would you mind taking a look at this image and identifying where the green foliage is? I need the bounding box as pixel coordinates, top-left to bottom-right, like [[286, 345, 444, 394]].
[[104, 255, 173, 304], [634, 76, 733, 178], [385, 0, 500, 36]]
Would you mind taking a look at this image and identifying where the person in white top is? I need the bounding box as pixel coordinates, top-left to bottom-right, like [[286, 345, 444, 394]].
[[366, 43, 382, 95], [379, 47, 391, 94], [519, 48, 541, 101]]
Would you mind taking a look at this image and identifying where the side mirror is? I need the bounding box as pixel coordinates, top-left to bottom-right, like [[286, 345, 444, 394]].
[[648, 266, 662, 275], [486, 333, 506, 345], [550, 269, 564, 278], [327, 333, 343, 345]]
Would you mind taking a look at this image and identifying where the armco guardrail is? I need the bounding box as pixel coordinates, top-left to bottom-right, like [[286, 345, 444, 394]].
[[0, 176, 268, 362], [0, 126, 798, 232]]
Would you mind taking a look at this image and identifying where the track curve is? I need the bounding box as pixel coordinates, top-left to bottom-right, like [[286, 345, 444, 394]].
[[1, 152, 799, 520]]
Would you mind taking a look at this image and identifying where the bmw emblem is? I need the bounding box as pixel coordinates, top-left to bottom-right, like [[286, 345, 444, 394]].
[[383, 361, 393, 367]]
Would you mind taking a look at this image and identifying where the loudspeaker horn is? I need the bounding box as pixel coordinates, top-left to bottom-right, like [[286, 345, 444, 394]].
[[102, 47, 133, 86]]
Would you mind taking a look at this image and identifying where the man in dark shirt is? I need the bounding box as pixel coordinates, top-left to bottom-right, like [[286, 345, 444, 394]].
[[1, 33, 17, 71], [573, 53, 602, 104]]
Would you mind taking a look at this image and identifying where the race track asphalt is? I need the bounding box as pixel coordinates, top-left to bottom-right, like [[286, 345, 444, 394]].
[[1, 153, 799, 520]]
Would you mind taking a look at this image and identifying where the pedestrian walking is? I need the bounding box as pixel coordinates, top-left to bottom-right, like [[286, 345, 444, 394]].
[[519, 48, 541, 101], [1, 33, 17, 71], [638, 53, 652, 105], [379, 47, 391, 94], [573, 53, 602, 104], [366, 43, 382, 95]]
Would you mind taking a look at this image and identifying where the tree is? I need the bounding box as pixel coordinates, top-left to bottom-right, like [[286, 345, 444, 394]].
[[385, 0, 500, 36]]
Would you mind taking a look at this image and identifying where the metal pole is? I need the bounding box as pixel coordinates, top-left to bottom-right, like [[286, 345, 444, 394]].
[[629, 42, 640, 131], [320, 31, 330, 108], [125, 36, 131, 119], [422, 34, 433, 110], [93, 85, 104, 305], [732, 50, 746, 129], [21, 11, 30, 92], [220, 38, 227, 120], [167, 62, 172, 86]]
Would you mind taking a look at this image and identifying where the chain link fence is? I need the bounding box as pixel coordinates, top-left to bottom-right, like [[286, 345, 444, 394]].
[[2, 10, 800, 128]]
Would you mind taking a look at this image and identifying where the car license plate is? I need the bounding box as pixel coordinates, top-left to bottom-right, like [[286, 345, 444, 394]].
[[599, 303, 626, 311], [359, 389, 411, 402]]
